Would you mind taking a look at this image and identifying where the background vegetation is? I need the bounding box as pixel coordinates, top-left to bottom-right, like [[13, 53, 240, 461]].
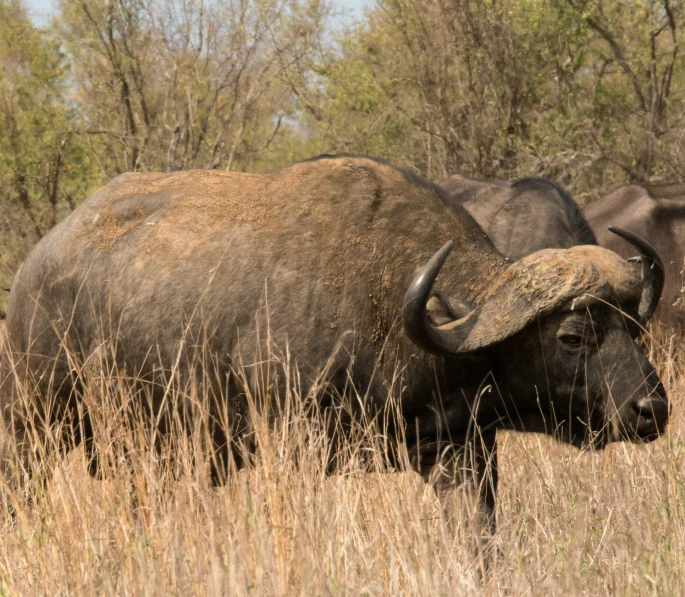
[[2, 0, 685, 303]]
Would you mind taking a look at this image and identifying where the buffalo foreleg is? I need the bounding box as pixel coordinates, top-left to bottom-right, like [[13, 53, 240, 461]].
[[421, 431, 498, 556]]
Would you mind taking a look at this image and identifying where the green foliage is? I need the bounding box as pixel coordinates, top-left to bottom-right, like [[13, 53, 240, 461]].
[[299, 0, 592, 181], [56, 0, 330, 175], [300, 0, 685, 199], [0, 0, 98, 218]]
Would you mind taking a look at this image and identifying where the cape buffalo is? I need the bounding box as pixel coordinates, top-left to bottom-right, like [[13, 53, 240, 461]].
[[441, 174, 596, 260], [0, 156, 668, 536], [585, 183, 685, 328]]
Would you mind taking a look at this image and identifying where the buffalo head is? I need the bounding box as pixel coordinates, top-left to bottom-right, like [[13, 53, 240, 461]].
[[404, 228, 669, 448]]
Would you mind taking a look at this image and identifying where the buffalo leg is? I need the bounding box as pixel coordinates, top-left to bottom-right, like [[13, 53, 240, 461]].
[[423, 431, 498, 546], [0, 385, 91, 517], [0, 404, 58, 514]]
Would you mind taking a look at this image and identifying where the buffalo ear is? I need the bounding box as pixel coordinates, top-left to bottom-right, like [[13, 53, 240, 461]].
[[426, 291, 475, 326]]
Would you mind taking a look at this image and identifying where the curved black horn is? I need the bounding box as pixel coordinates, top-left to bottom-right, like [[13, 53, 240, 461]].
[[608, 226, 664, 325], [402, 241, 479, 355]]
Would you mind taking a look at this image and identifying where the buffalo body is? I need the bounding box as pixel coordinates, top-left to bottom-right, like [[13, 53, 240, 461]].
[[0, 156, 669, 533]]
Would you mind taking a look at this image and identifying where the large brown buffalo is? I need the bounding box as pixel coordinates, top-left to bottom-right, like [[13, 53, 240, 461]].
[[0, 156, 669, 536], [585, 183, 685, 328], [441, 174, 596, 260]]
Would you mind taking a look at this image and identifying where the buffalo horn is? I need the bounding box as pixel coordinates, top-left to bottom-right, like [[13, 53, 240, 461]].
[[608, 226, 664, 325], [402, 241, 480, 355]]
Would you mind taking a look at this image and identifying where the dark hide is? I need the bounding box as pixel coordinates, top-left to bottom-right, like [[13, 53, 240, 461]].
[[441, 174, 597, 260], [585, 183, 685, 328]]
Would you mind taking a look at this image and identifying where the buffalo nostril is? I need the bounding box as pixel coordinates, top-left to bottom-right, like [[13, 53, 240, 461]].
[[636, 397, 669, 424]]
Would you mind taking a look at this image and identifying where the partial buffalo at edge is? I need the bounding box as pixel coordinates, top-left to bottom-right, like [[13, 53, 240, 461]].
[[441, 174, 596, 260], [585, 183, 685, 329]]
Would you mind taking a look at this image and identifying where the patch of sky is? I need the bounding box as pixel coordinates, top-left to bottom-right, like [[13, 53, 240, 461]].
[[24, 0, 370, 25]]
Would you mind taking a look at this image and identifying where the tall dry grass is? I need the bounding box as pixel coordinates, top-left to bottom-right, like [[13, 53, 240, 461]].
[[0, 323, 683, 596]]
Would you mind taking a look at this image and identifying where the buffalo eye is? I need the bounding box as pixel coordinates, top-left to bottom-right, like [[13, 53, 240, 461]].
[[558, 333, 583, 348]]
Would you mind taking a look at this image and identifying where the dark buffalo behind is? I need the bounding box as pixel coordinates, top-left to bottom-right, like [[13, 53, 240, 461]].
[[0, 156, 669, 537], [441, 174, 597, 260], [585, 183, 685, 328]]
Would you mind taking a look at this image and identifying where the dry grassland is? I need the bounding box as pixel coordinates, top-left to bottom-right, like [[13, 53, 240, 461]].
[[0, 326, 683, 596]]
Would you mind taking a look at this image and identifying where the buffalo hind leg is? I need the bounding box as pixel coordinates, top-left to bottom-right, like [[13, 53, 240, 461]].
[[0, 403, 79, 516]]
